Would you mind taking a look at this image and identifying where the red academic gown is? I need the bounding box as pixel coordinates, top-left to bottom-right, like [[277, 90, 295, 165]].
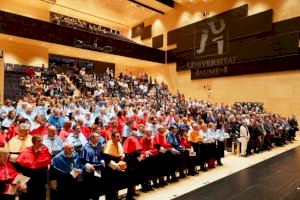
[[180, 136, 192, 149], [30, 125, 49, 136], [59, 128, 73, 141], [123, 136, 142, 154], [122, 136, 142, 194], [16, 146, 51, 200], [105, 126, 117, 141], [117, 117, 126, 135], [140, 136, 158, 157], [6, 124, 18, 142], [153, 133, 173, 177], [16, 146, 51, 169], [153, 133, 172, 149], [0, 161, 19, 195], [137, 115, 147, 125], [81, 125, 91, 138], [0, 132, 5, 147]]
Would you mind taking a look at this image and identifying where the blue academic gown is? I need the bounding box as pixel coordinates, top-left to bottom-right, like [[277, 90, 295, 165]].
[[50, 151, 85, 200], [80, 142, 105, 199], [80, 142, 104, 171], [167, 131, 183, 152]]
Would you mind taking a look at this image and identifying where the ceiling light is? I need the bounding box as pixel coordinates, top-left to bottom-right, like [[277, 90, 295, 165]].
[[9, 38, 13, 40], [41, 43, 45, 46]]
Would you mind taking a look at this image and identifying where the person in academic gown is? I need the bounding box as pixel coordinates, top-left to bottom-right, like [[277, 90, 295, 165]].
[[0, 131, 5, 147], [166, 126, 184, 180], [80, 132, 105, 200], [152, 125, 173, 186], [5, 115, 23, 142], [187, 123, 204, 172], [59, 121, 73, 141], [103, 131, 127, 200], [30, 117, 49, 136], [50, 142, 85, 200], [77, 118, 92, 139], [139, 128, 158, 192], [123, 131, 142, 199], [178, 128, 198, 176], [16, 135, 52, 200], [0, 148, 26, 200], [6, 123, 32, 164]]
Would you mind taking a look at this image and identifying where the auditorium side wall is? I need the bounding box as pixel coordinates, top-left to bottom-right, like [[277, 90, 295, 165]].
[[126, 0, 300, 119]]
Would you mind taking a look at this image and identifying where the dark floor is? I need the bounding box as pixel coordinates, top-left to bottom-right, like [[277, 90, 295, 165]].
[[175, 146, 300, 200]]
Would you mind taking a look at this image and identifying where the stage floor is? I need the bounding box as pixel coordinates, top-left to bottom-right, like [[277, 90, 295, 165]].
[[175, 145, 300, 200], [137, 138, 300, 200]]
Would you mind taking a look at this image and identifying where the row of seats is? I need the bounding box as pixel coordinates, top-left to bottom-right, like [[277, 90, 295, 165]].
[[5, 64, 40, 74], [4, 71, 24, 101]]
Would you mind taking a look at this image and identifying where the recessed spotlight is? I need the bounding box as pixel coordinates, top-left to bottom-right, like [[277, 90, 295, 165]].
[[41, 43, 45, 46], [9, 38, 12, 40]]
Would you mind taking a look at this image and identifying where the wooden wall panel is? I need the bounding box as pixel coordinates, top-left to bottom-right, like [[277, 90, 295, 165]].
[[167, 5, 249, 46], [152, 34, 164, 48], [141, 25, 152, 40], [131, 23, 144, 38]]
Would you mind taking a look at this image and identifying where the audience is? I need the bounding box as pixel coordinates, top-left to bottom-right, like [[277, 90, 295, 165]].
[[0, 66, 298, 200], [50, 13, 136, 44]]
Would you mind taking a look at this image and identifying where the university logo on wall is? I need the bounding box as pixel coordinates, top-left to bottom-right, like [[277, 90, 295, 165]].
[[166, 4, 300, 79], [194, 19, 227, 58]]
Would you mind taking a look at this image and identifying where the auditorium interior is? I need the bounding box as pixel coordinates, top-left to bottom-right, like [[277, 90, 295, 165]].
[[0, 0, 299, 200]]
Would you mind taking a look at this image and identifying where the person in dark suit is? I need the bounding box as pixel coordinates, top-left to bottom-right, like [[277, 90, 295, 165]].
[[206, 111, 216, 124], [251, 120, 264, 153], [288, 115, 298, 140], [263, 118, 275, 150]]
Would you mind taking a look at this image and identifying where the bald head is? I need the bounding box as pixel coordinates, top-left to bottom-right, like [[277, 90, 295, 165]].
[[63, 142, 74, 156]]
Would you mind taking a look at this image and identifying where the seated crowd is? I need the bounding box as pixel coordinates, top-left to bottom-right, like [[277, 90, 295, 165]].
[[0, 67, 298, 200]]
